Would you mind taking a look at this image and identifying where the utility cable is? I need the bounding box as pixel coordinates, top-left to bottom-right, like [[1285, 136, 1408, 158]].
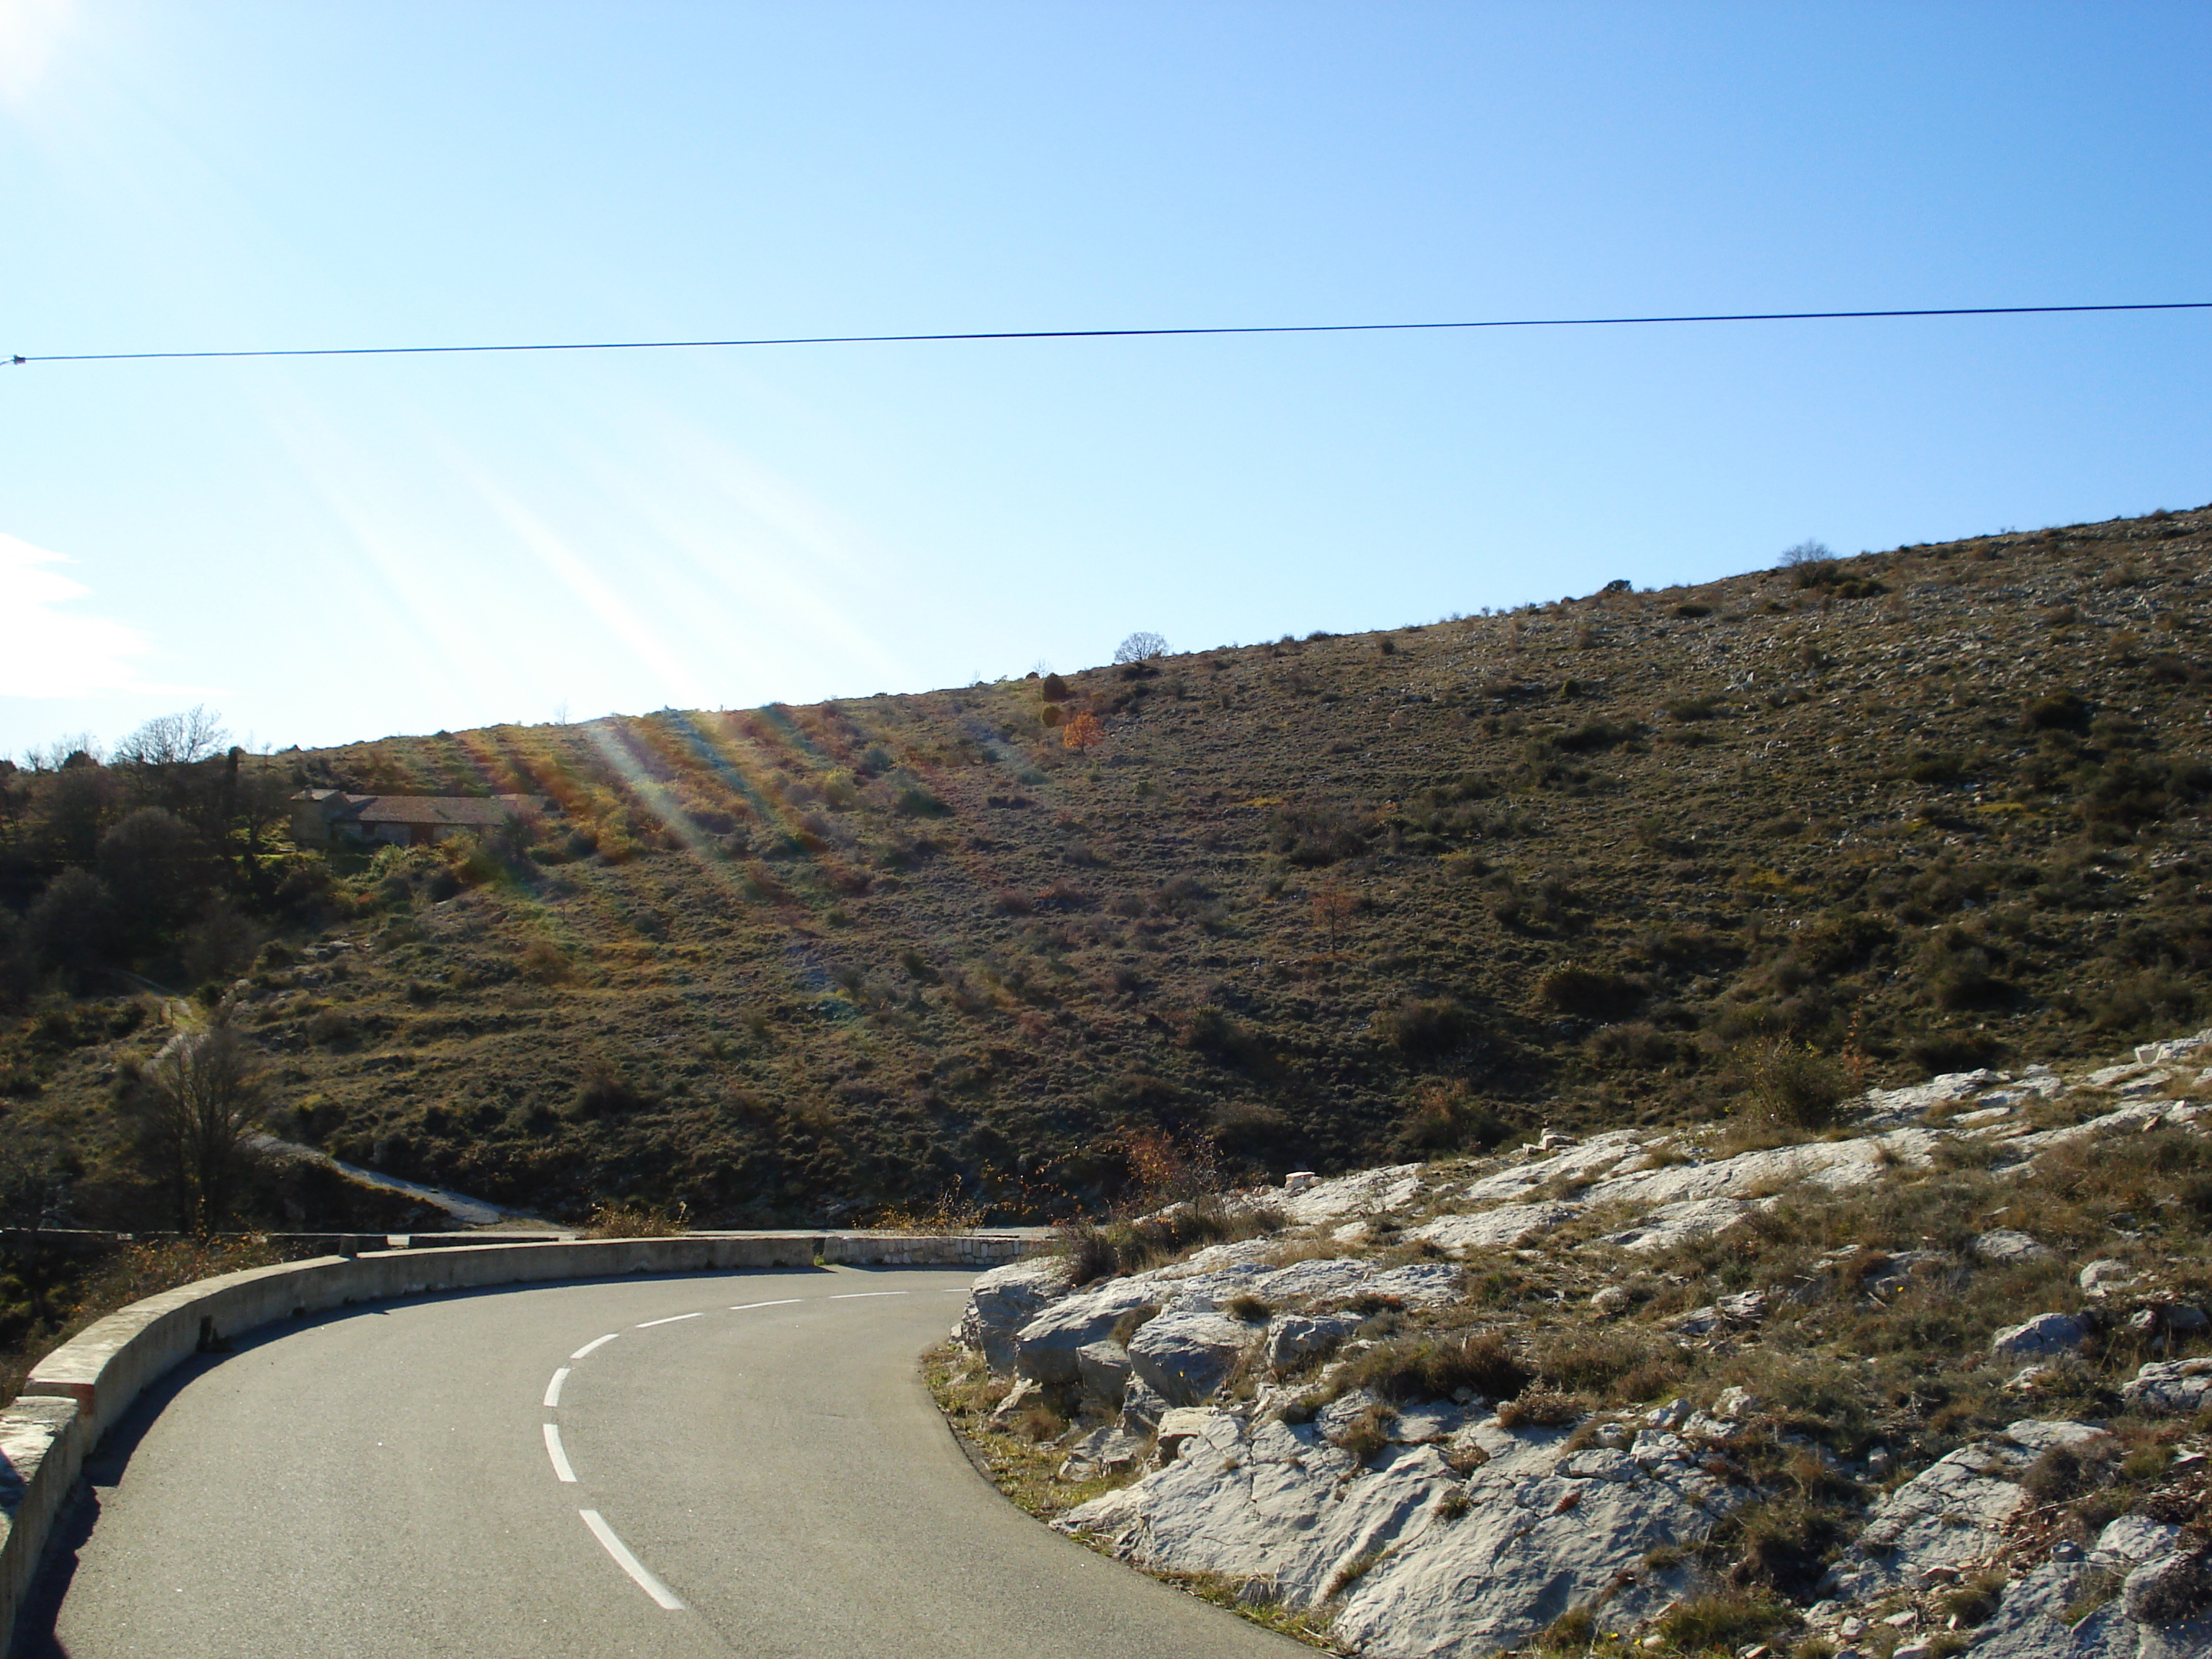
[[8, 299, 2209, 367]]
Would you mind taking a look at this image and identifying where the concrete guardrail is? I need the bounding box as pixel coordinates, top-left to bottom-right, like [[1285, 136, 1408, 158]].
[[0, 1228, 1039, 1657]]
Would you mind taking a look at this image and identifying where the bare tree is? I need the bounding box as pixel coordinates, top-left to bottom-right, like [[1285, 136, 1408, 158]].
[[1778, 539, 1833, 569], [24, 734, 103, 773], [1113, 631, 1169, 664], [0, 1136, 73, 1326], [114, 706, 229, 770], [142, 1018, 266, 1236], [116, 706, 230, 818]]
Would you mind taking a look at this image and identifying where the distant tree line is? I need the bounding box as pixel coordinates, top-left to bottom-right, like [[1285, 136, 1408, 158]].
[[0, 707, 320, 1007]]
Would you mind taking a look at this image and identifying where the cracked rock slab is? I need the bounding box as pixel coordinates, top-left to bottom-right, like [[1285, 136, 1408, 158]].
[[1593, 1195, 1751, 1253], [1411, 1201, 1584, 1255], [1062, 1406, 1734, 1656], [1127, 1310, 1259, 1408], [2122, 1358, 2212, 1416], [1827, 1420, 2108, 1602]]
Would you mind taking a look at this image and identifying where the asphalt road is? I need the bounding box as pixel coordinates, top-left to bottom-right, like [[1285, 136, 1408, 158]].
[[24, 1265, 1303, 1658]]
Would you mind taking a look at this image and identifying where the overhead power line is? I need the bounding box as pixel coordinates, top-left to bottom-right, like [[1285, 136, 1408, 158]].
[[8, 299, 2209, 367]]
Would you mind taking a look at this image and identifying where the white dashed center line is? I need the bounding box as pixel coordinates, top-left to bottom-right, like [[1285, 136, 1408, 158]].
[[544, 1283, 975, 1614], [543, 1422, 577, 1483], [580, 1509, 685, 1609]]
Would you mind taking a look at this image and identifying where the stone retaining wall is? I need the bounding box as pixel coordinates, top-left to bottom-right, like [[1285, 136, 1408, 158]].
[[0, 1229, 1039, 1658]]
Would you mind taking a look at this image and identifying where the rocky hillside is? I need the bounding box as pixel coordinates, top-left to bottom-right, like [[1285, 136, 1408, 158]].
[[5, 503, 2212, 1228], [932, 1030, 2212, 1658]]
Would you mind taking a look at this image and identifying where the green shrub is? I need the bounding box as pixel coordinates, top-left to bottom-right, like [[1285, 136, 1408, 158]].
[[2026, 691, 2093, 732], [1537, 964, 1644, 1018], [1908, 1031, 2009, 1075], [1375, 997, 1475, 1058], [1059, 1221, 1119, 1285], [1396, 1080, 1518, 1153], [1736, 1038, 1847, 1131]]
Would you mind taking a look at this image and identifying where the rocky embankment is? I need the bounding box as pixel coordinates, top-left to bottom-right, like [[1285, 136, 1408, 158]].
[[940, 1035, 2212, 1657]]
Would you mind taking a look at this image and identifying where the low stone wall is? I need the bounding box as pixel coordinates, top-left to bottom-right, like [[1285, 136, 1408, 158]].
[[0, 1228, 1040, 1658], [819, 1231, 1036, 1267]]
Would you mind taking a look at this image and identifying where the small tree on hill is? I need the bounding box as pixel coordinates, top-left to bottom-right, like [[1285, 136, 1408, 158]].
[[1778, 539, 1833, 569], [1113, 631, 1168, 664], [1313, 881, 1354, 958], [141, 1018, 266, 1236], [1061, 710, 1105, 752]]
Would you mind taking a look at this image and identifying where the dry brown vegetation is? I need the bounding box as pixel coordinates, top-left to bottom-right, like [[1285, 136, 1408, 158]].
[[6, 505, 2212, 1229]]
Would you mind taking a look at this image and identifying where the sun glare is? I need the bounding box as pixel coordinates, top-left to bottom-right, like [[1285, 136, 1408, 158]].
[[0, 0, 73, 105]]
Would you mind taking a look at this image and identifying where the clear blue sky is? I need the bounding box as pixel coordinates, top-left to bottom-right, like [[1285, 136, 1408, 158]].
[[4, 1, 2207, 759]]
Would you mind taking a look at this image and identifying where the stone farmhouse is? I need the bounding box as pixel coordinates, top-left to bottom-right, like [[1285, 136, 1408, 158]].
[[289, 790, 549, 849]]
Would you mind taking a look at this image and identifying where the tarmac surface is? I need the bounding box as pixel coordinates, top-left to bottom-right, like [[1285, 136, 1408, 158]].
[[23, 1264, 1302, 1658]]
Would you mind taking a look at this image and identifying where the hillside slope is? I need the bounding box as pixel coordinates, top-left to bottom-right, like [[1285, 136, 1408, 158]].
[[6, 505, 2211, 1227]]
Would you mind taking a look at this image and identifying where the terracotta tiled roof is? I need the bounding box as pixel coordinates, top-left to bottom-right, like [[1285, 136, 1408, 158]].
[[343, 794, 543, 826]]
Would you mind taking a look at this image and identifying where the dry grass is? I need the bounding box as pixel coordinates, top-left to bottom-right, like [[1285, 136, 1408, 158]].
[[920, 1341, 1136, 1523], [582, 1197, 691, 1238], [1336, 1326, 1534, 1405], [1055, 1196, 1287, 1284], [9, 507, 2212, 1235]]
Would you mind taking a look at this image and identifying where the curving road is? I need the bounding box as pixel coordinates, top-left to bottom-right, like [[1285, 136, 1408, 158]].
[[21, 1264, 1302, 1659]]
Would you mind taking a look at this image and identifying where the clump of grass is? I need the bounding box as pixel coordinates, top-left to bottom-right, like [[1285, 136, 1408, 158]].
[[920, 1342, 1132, 1522], [1147, 1571, 1338, 1645], [1940, 1570, 2008, 1630], [1532, 1325, 1677, 1402], [1058, 1221, 1120, 1285], [1011, 1397, 1068, 1443], [2061, 1567, 2124, 1626], [1056, 1195, 1286, 1282], [1496, 1385, 1586, 1428], [1653, 1593, 1797, 1654], [1334, 1401, 1396, 1460], [1537, 1605, 1596, 1651], [1337, 1327, 1532, 1405], [1727, 1493, 1854, 1601], [1108, 1303, 1161, 1345], [1325, 1547, 1388, 1599]]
